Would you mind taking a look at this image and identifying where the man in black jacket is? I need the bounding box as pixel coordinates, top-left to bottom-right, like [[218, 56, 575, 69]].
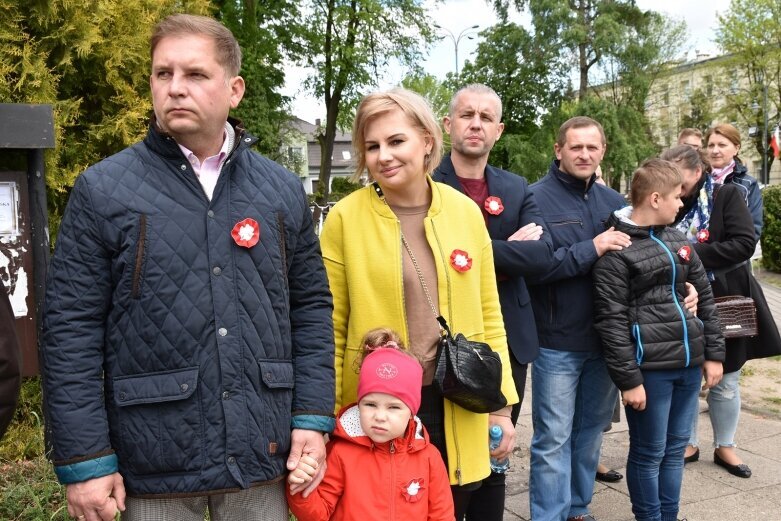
[[433, 84, 553, 520], [0, 285, 21, 439], [41, 14, 334, 521]]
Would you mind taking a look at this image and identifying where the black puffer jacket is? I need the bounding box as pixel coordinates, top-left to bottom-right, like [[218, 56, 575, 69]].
[[593, 208, 724, 391]]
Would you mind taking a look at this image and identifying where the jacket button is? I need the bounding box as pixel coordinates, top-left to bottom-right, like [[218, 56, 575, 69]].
[[222, 391, 230, 400], [227, 456, 236, 465], [180, 383, 189, 393], [212, 266, 222, 275], [244, 137, 251, 143], [118, 392, 126, 401], [218, 327, 228, 337], [180, 164, 187, 171], [207, 210, 215, 218], [265, 372, 273, 381]]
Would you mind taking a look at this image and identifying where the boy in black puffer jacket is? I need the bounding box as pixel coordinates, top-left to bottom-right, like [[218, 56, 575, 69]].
[[593, 158, 725, 521]]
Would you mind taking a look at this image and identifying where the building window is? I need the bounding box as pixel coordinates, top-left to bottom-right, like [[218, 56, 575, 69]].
[[704, 75, 713, 96], [341, 150, 351, 160], [663, 88, 670, 106], [681, 80, 691, 99]]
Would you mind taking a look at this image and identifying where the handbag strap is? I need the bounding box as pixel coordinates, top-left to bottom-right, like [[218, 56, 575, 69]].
[[399, 231, 452, 336]]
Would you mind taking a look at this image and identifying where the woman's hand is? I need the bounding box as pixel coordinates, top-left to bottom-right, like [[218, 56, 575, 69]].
[[702, 360, 723, 390], [683, 282, 699, 315], [488, 409, 515, 461]]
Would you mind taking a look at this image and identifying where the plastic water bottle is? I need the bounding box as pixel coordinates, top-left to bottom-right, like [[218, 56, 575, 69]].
[[489, 425, 510, 473]]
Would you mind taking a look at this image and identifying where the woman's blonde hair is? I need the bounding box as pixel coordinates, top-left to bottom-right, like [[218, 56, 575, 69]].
[[351, 88, 443, 182]]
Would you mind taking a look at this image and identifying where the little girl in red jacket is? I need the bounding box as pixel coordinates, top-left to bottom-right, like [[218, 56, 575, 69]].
[[287, 328, 454, 521]]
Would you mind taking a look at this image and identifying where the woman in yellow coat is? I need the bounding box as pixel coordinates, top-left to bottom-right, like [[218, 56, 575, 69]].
[[319, 88, 518, 518]]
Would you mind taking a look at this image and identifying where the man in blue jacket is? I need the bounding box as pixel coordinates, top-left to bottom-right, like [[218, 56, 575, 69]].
[[433, 84, 553, 520], [527, 117, 631, 521], [41, 14, 335, 521]]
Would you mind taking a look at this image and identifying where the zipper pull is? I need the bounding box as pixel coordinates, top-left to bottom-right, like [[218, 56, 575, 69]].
[[390, 441, 396, 453]]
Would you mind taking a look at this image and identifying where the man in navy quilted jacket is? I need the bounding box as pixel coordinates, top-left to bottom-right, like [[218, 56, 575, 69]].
[[41, 13, 335, 521]]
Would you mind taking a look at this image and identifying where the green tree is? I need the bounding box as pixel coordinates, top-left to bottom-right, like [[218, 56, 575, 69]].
[[214, 0, 300, 163], [299, 0, 436, 212], [680, 87, 716, 133], [493, 0, 655, 99], [715, 0, 781, 180], [401, 71, 451, 122], [0, 0, 211, 238]]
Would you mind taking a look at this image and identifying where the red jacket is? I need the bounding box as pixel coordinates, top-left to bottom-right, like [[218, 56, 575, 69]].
[[287, 404, 454, 521]]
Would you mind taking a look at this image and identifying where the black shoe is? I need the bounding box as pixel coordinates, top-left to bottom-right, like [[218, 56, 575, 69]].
[[595, 469, 623, 482], [683, 447, 699, 464], [714, 450, 752, 478]]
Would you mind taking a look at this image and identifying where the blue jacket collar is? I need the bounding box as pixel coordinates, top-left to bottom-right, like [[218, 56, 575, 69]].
[[549, 160, 596, 194]]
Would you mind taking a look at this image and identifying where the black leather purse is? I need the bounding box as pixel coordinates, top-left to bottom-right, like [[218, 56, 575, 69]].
[[434, 316, 508, 413], [401, 232, 507, 414]]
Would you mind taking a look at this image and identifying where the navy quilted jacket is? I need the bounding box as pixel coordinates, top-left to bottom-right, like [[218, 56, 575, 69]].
[[42, 121, 335, 497]]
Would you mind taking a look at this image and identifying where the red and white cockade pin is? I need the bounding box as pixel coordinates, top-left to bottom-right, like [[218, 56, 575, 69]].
[[450, 249, 472, 272], [231, 218, 260, 248], [484, 196, 504, 215], [402, 478, 425, 502], [696, 229, 709, 243], [677, 245, 692, 262]]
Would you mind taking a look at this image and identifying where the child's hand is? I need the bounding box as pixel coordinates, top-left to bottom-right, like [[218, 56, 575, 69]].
[[621, 385, 646, 411], [287, 455, 319, 487]]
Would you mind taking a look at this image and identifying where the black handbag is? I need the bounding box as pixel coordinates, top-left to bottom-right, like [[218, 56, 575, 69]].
[[400, 232, 507, 414], [434, 316, 508, 413]]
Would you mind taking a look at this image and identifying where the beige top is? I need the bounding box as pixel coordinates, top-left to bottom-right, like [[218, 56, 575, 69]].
[[390, 204, 441, 384]]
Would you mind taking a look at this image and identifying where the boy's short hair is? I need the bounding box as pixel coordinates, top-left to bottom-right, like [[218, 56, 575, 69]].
[[630, 159, 683, 207]]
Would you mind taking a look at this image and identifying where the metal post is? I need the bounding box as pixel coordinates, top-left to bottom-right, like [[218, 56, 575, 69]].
[[762, 82, 769, 185], [26, 148, 50, 333], [435, 25, 479, 78]]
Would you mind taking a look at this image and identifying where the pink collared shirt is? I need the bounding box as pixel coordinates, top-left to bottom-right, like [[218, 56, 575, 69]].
[[178, 130, 232, 200]]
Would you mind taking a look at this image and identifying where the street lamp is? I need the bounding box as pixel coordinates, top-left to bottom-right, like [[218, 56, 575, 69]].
[[434, 24, 480, 77]]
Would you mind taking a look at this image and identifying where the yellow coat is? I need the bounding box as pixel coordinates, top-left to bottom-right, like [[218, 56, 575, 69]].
[[319, 176, 519, 485]]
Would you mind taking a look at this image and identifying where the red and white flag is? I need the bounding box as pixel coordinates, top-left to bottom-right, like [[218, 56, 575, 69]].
[[770, 125, 781, 159]]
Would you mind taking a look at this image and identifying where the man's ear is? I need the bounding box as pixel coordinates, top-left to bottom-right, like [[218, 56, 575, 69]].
[[443, 116, 451, 136]]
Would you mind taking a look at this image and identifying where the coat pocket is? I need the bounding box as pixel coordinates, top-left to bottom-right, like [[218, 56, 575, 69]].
[[114, 367, 203, 476], [258, 360, 295, 457]]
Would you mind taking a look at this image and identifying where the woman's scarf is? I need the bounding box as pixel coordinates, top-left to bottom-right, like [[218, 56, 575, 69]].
[[711, 159, 735, 184], [676, 174, 715, 243]]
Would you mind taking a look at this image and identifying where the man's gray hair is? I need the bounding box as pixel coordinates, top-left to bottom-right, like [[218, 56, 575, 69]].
[[448, 84, 503, 121]]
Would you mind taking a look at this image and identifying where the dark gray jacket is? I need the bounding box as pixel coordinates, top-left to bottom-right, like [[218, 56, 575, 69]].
[[593, 209, 724, 391], [42, 120, 335, 497]]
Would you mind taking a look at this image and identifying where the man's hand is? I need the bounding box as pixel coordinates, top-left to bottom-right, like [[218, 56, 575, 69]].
[[508, 223, 543, 242], [683, 282, 698, 315], [621, 385, 646, 411], [287, 429, 327, 497], [488, 412, 515, 461], [66, 472, 125, 521], [593, 227, 631, 256], [702, 360, 723, 390]]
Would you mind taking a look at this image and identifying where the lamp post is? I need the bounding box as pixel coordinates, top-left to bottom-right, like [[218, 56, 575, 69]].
[[752, 74, 770, 185], [434, 24, 479, 77]]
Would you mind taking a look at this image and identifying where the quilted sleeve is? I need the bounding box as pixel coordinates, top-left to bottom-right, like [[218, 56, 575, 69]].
[[592, 253, 643, 391], [287, 182, 336, 431], [41, 174, 118, 482]]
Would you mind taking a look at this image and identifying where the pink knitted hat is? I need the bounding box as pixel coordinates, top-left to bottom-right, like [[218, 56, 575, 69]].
[[357, 347, 423, 414]]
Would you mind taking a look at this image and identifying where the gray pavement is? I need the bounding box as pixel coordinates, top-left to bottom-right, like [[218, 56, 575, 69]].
[[503, 279, 781, 520]]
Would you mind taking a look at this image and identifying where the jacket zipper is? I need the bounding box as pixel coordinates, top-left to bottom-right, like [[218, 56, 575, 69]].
[[550, 219, 583, 227], [390, 441, 396, 520], [632, 323, 644, 365], [649, 229, 691, 366], [131, 214, 147, 299], [429, 219, 462, 485]]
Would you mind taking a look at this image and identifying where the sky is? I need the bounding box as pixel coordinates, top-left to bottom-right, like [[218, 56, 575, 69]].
[[282, 0, 732, 122]]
